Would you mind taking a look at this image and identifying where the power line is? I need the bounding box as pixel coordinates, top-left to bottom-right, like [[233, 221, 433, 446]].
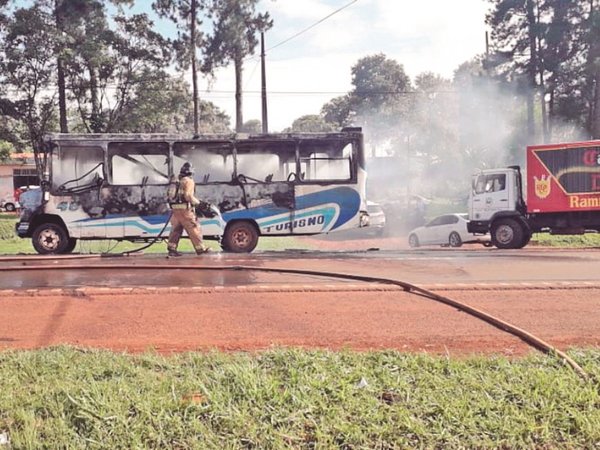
[[243, 0, 359, 62], [3, 87, 461, 95], [267, 0, 359, 53]]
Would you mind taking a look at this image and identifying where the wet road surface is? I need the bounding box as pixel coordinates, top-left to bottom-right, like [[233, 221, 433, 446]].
[[2, 247, 600, 290]]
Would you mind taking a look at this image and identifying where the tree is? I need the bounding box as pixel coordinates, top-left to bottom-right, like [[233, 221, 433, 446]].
[[202, 0, 272, 132], [319, 54, 413, 152], [114, 74, 231, 133], [66, 11, 171, 132], [240, 119, 261, 133], [0, 140, 14, 161], [487, 0, 542, 140], [321, 95, 353, 128], [284, 115, 335, 133], [486, 0, 598, 140], [0, 4, 57, 150], [153, 0, 207, 134], [587, 0, 600, 137]]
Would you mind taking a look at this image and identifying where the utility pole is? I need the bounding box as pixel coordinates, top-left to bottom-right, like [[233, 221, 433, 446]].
[[191, 0, 199, 135], [261, 32, 268, 134]]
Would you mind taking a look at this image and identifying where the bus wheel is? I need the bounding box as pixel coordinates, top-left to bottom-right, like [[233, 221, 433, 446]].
[[64, 238, 77, 254], [32, 223, 69, 255], [222, 221, 259, 253]]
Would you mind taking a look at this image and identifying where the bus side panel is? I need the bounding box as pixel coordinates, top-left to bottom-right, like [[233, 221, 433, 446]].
[[291, 185, 362, 234], [43, 194, 106, 239], [217, 184, 361, 235], [199, 182, 294, 236]]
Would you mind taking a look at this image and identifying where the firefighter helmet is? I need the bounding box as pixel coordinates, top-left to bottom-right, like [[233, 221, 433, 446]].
[[179, 162, 194, 177]]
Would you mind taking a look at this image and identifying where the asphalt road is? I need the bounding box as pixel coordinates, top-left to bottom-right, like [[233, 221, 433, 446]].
[[1, 247, 600, 289], [2, 247, 599, 355]]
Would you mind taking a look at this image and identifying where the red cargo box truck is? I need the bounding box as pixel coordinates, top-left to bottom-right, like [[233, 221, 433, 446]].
[[467, 140, 600, 249]]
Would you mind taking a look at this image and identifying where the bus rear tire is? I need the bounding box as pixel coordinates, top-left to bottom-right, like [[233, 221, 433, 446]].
[[222, 221, 259, 253], [32, 223, 69, 255]]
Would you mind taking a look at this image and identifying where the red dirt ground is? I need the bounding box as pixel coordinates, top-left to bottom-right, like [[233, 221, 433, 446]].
[[1, 288, 599, 355]]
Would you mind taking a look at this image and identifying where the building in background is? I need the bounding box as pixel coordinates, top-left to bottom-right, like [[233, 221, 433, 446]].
[[0, 153, 38, 207]]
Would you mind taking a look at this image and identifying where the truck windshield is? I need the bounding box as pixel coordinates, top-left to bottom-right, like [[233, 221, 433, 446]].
[[474, 174, 506, 194]]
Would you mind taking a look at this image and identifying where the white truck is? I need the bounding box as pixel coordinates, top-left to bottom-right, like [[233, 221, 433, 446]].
[[468, 140, 600, 248]]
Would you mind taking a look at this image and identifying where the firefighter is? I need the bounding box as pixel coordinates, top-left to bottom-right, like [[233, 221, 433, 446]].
[[167, 162, 210, 257]]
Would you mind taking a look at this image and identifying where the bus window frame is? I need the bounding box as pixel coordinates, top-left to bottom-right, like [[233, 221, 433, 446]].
[[296, 139, 356, 184], [49, 143, 107, 195], [107, 141, 171, 186], [173, 141, 234, 185], [233, 139, 297, 184]]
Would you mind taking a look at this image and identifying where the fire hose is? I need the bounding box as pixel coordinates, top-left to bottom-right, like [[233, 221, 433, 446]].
[[0, 263, 589, 379]]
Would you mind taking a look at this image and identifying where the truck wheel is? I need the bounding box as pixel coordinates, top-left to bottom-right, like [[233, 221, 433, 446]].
[[4, 202, 15, 212], [491, 218, 524, 249], [222, 221, 259, 253], [519, 232, 532, 249], [449, 232, 463, 247], [32, 223, 69, 254], [408, 233, 420, 248]]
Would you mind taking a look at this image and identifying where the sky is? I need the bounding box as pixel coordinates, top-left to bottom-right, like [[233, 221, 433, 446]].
[[130, 0, 490, 132]]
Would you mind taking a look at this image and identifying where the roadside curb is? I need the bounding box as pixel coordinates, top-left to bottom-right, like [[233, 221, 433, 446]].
[[1, 281, 600, 297]]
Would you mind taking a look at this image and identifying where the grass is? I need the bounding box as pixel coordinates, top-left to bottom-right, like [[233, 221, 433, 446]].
[[0, 347, 599, 449], [530, 232, 600, 248]]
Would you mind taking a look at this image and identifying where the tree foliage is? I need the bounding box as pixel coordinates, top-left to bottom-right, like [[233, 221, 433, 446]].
[[202, 0, 272, 131], [0, 0, 234, 147], [486, 0, 600, 139], [284, 115, 335, 133]]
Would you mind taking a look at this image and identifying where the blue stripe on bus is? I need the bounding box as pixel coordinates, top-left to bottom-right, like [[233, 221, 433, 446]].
[[79, 217, 221, 232], [223, 186, 360, 230], [259, 207, 336, 229]]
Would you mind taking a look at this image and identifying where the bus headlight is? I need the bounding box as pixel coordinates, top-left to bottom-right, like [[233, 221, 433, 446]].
[[360, 211, 370, 227]]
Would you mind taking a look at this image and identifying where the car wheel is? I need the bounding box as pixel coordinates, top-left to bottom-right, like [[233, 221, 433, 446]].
[[222, 221, 259, 253], [408, 233, 420, 248], [4, 202, 15, 212], [449, 232, 463, 248], [32, 223, 69, 254]]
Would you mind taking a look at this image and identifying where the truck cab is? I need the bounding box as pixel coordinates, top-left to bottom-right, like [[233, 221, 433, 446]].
[[468, 167, 531, 249]]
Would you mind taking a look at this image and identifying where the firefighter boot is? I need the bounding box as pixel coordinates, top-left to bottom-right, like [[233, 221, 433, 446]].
[[168, 249, 183, 257], [195, 246, 211, 255]]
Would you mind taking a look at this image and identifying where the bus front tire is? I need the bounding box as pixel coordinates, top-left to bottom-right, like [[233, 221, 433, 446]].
[[64, 238, 77, 254], [32, 223, 69, 255], [222, 221, 259, 253]]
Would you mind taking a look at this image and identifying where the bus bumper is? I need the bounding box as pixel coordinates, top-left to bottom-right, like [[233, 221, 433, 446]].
[[16, 221, 30, 238]]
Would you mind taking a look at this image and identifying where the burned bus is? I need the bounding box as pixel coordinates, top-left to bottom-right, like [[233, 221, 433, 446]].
[[16, 128, 369, 254]]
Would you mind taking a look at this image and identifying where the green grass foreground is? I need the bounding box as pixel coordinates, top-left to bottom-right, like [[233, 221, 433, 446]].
[[0, 347, 599, 449]]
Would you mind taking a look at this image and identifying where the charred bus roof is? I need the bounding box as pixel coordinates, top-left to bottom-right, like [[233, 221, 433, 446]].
[[43, 128, 363, 145]]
